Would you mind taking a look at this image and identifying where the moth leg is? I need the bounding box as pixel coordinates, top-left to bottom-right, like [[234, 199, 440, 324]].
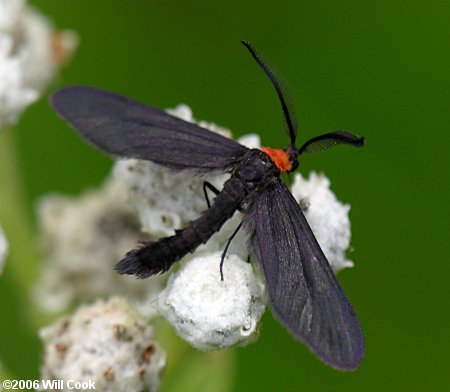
[[220, 222, 243, 281], [203, 181, 220, 208]]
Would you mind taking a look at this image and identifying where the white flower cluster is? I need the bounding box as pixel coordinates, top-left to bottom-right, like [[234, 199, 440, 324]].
[[0, 0, 77, 128], [112, 159, 228, 238], [159, 252, 266, 350], [34, 178, 162, 314], [40, 297, 166, 392], [0, 223, 8, 274]]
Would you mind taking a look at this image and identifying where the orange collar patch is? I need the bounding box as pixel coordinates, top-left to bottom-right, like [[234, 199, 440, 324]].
[[260, 147, 292, 173]]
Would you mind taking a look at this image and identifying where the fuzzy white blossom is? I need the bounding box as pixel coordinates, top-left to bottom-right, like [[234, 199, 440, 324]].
[[34, 178, 162, 313], [0, 0, 77, 127], [40, 297, 166, 392], [158, 252, 266, 350], [0, 223, 8, 274], [291, 171, 354, 271], [0, 35, 37, 125], [113, 159, 228, 237]]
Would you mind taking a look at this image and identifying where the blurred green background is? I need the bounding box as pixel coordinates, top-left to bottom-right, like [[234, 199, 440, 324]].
[[0, 0, 448, 391]]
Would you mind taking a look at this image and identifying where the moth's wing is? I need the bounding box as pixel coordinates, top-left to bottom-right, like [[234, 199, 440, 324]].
[[243, 178, 364, 370], [51, 86, 248, 172]]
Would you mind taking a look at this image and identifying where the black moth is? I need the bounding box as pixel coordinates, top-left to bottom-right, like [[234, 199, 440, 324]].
[[51, 41, 365, 370]]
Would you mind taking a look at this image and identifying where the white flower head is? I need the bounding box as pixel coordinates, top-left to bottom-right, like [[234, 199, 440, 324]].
[[40, 297, 166, 392], [0, 0, 77, 127], [0, 35, 37, 125], [113, 159, 228, 238], [158, 252, 266, 350], [290, 171, 354, 271], [0, 223, 8, 274], [34, 177, 162, 313]]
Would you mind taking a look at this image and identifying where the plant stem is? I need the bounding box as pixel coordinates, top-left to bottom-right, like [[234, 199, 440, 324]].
[[0, 127, 38, 286]]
